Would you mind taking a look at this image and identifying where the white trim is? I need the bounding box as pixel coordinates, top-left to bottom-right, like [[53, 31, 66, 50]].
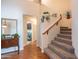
[[1, 47, 18, 54], [41, 49, 44, 53], [1, 47, 23, 54]]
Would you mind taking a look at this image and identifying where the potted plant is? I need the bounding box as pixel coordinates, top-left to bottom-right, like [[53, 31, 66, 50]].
[[14, 33, 20, 38], [1, 34, 5, 39], [66, 11, 71, 19]]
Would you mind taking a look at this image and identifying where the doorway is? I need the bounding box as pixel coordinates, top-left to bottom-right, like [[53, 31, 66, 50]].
[[26, 21, 32, 44], [27, 22, 32, 41], [23, 15, 37, 46]]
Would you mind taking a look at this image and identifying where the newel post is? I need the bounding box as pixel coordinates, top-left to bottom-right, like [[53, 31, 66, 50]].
[[41, 34, 44, 53]]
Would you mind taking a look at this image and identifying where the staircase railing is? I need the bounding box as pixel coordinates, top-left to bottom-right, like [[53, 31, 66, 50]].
[[42, 14, 62, 35]]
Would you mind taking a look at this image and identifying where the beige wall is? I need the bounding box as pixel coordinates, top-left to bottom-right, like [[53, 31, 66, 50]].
[[41, 0, 71, 28], [59, 18, 72, 28], [42, 0, 71, 12]]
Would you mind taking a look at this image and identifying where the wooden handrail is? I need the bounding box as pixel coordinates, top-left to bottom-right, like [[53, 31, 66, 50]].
[[42, 14, 62, 34]]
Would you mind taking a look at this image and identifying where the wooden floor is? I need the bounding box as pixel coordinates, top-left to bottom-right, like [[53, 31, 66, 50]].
[[1, 42, 49, 59]]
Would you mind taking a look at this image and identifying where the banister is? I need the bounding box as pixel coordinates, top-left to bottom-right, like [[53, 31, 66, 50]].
[[42, 14, 62, 34]]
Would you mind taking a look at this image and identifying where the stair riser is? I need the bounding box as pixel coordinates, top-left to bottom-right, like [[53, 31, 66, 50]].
[[60, 29, 71, 32], [57, 35, 71, 39], [60, 27, 68, 29], [49, 45, 70, 59], [60, 31, 71, 34], [55, 38, 72, 45], [51, 41, 74, 54]]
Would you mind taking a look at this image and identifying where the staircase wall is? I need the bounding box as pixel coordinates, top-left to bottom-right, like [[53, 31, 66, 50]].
[[39, 0, 72, 53], [59, 18, 72, 28]]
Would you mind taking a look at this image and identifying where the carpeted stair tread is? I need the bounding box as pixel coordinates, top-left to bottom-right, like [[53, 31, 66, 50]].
[[60, 31, 71, 34], [55, 36, 71, 40], [49, 44, 76, 59], [57, 34, 71, 39], [60, 27, 71, 31], [58, 33, 71, 36], [44, 48, 61, 59], [51, 40, 74, 53], [44, 27, 77, 59], [55, 37, 72, 45]]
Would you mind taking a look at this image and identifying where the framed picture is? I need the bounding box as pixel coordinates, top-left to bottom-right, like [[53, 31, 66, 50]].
[[27, 23, 32, 30]]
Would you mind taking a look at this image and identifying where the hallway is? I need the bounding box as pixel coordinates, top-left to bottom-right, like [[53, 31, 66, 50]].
[[1, 42, 49, 59]]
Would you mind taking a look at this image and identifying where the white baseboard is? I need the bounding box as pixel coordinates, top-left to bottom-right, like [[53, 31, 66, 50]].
[[1, 47, 23, 54]]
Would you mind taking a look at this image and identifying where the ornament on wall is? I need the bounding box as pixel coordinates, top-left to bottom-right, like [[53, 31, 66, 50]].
[[52, 13, 57, 17], [41, 16, 45, 23], [65, 11, 71, 19], [41, 11, 50, 23], [43, 12, 50, 22], [41, 11, 57, 23]]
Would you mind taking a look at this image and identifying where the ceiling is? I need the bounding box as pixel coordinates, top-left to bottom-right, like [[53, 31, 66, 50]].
[[28, 0, 41, 4]]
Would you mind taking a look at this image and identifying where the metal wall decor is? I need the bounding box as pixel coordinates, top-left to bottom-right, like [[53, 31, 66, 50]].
[[41, 11, 57, 23], [41, 11, 50, 23], [52, 13, 57, 17], [66, 11, 71, 19], [64, 11, 71, 19]]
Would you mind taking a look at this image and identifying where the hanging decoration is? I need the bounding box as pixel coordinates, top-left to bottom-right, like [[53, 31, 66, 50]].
[[41, 11, 57, 23], [41, 11, 50, 23], [65, 11, 71, 19]]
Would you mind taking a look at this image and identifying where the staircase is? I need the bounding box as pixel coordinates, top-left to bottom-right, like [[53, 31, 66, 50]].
[[44, 27, 77, 59]]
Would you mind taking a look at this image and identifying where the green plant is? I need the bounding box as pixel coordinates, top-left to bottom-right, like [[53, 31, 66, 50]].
[[43, 12, 49, 14], [14, 33, 20, 38], [1, 34, 5, 39], [66, 11, 71, 19]]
